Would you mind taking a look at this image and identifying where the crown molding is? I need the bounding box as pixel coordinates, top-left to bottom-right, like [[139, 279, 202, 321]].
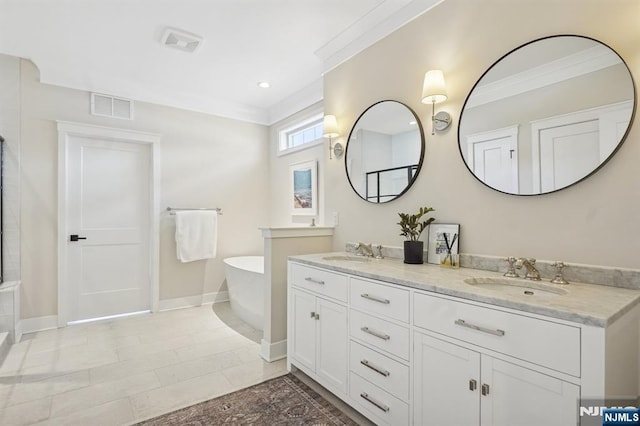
[[316, 0, 445, 74], [466, 44, 622, 109]]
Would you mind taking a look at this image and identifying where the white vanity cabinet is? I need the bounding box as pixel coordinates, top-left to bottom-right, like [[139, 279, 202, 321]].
[[348, 277, 411, 425], [414, 332, 579, 426], [287, 257, 640, 426], [413, 292, 582, 426], [288, 263, 349, 394]]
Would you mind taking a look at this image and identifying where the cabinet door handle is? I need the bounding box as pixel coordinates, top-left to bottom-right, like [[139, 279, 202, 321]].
[[454, 319, 505, 337], [310, 311, 315, 318], [469, 379, 477, 391], [360, 392, 390, 413], [314, 313, 320, 320], [304, 277, 325, 285], [360, 359, 390, 377], [360, 326, 390, 341], [481, 383, 490, 396], [360, 293, 390, 304]]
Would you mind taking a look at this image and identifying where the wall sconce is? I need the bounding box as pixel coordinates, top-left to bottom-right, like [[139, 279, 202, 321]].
[[323, 114, 343, 159], [421, 70, 452, 135]]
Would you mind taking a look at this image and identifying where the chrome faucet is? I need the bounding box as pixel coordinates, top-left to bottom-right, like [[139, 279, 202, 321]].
[[550, 261, 569, 285], [503, 257, 519, 278], [355, 242, 374, 257], [515, 258, 541, 281]]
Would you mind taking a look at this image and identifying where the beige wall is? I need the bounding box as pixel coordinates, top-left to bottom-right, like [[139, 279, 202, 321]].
[[19, 59, 270, 319], [322, 0, 640, 269]]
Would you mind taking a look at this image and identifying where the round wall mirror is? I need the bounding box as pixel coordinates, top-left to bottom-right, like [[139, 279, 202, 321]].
[[458, 35, 636, 195], [345, 100, 425, 203]]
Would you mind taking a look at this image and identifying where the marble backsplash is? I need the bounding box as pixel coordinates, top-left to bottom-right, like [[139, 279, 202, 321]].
[[345, 242, 640, 290]]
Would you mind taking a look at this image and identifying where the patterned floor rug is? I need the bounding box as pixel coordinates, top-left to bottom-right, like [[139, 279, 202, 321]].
[[135, 373, 360, 425]]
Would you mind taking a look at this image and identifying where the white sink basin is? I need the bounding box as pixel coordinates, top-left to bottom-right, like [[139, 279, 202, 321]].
[[464, 277, 567, 297], [322, 255, 371, 262]]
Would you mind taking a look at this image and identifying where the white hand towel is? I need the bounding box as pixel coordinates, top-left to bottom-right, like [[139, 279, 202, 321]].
[[175, 211, 218, 262]]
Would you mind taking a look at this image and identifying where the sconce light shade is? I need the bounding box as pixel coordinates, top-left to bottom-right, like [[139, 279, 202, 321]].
[[323, 115, 339, 138], [421, 70, 448, 104]]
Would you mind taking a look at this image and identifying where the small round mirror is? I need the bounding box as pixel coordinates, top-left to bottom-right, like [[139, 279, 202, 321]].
[[458, 35, 636, 195], [345, 100, 425, 203]]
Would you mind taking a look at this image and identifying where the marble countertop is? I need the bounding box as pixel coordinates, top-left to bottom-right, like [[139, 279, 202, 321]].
[[289, 252, 640, 327]]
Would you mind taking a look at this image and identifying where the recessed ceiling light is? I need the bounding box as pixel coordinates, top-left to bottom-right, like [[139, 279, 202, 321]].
[[257, 81, 271, 89], [409, 120, 417, 125]]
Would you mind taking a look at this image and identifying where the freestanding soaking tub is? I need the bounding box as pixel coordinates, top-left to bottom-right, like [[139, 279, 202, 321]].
[[223, 256, 264, 331]]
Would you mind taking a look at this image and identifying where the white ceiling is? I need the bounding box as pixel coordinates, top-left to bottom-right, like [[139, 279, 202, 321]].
[[0, 0, 442, 125]]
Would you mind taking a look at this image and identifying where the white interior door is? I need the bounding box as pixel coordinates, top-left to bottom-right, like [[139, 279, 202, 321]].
[[531, 101, 632, 193], [538, 120, 599, 193], [66, 136, 151, 323], [467, 126, 519, 194]]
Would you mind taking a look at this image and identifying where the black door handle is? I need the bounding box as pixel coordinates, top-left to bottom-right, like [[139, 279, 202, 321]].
[[70, 234, 87, 242]]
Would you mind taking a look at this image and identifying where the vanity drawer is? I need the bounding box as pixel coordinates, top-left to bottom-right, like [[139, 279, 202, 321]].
[[349, 372, 409, 426], [350, 278, 410, 323], [350, 309, 410, 361], [350, 340, 409, 401], [414, 292, 581, 376], [289, 263, 348, 302]]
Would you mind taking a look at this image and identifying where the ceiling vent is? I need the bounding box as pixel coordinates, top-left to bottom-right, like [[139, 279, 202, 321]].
[[161, 27, 203, 53], [91, 93, 133, 120]]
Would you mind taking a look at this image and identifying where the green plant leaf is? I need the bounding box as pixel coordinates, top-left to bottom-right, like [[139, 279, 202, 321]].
[[397, 206, 436, 241]]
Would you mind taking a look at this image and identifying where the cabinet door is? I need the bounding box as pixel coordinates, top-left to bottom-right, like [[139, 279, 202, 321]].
[[414, 332, 480, 426], [290, 289, 317, 371], [480, 357, 579, 426], [316, 297, 348, 393]]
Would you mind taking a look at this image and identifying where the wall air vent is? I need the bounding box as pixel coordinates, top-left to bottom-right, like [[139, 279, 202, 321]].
[[90, 93, 133, 120], [161, 27, 203, 53]]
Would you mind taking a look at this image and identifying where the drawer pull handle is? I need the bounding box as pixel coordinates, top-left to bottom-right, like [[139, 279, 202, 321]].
[[481, 383, 490, 396], [361, 293, 390, 304], [454, 319, 505, 337], [361, 326, 390, 341], [304, 277, 325, 285], [469, 379, 477, 391], [360, 392, 390, 413], [360, 359, 390, 377]]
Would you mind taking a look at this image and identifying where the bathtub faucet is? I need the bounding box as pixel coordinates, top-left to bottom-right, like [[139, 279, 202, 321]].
[[355, 242, 374, 257]]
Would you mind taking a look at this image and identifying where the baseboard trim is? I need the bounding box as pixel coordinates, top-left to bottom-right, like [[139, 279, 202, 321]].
[[159, 291, 229, 312], [20, 315, 59, 335], [261, 338, 287, 362], [204, 291, 229, 305]]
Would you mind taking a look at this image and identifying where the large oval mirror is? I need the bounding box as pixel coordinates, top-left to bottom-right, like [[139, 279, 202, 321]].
[[345, 100, 425, 203], [458, 35, 636, 195]]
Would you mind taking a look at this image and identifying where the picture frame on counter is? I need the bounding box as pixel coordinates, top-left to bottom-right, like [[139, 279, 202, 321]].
[[427, 223, 460, 265]]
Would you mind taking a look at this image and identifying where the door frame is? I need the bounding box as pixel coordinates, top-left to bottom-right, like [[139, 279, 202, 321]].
[[57, 121, 161, 327]]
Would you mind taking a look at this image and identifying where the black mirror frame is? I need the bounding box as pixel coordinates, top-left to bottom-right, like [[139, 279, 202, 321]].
[[457, 34, 637, 196], [345, 100, 426, 203]]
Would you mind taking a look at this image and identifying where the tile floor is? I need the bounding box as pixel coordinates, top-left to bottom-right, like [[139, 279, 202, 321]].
[[0, 302, 289, 425]]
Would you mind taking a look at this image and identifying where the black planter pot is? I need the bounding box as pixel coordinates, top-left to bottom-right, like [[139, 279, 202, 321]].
[[403, 240, 424, 264]]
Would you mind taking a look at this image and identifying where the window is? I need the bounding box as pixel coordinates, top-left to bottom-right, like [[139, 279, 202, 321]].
[[278, 113, 324, 155]]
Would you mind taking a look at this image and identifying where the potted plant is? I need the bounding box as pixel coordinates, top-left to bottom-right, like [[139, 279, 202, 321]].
[[398, 206, 435, 264]]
